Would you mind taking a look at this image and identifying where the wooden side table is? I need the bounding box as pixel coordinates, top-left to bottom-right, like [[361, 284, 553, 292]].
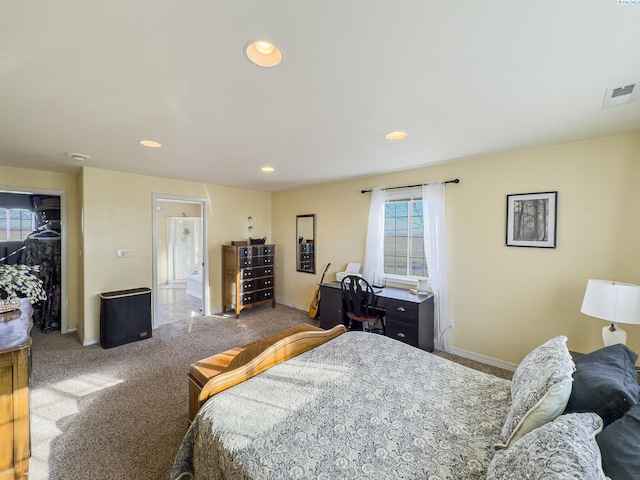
[[0, 299, 32, 480]]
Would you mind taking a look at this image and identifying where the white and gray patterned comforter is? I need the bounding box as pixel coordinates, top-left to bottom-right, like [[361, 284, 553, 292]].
[[172, 332, 511, 480]]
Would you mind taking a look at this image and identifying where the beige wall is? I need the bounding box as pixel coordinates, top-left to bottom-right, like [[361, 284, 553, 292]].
[[2, 131, 638, 361], [0, 166, 81, 331], [273, 132, 640, 364], [80, 167, 271, 344]]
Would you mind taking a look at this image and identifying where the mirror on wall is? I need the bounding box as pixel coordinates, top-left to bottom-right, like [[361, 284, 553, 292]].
[[296, 214, 315, 274]]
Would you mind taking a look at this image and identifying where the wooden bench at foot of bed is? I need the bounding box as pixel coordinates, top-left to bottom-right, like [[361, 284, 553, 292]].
[[188, 323, 347, 421]]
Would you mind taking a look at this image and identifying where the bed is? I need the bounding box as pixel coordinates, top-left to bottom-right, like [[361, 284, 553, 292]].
[[172, 329, 635, 480]]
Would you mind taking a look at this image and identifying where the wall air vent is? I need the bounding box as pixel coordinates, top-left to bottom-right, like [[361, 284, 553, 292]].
[[603, 82, 638, 108]]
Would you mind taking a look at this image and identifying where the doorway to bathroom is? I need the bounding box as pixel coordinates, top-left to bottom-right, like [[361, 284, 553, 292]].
[[152, 194, 209, 327]]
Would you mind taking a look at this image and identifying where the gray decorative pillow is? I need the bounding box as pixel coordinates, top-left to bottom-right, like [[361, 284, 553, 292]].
[[488, 413, 608, 480], [496, 335, 575, 449]]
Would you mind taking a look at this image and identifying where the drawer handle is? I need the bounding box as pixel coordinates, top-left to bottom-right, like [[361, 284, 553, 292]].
[[396, 332, 406, 338], [396, 306, 406, 312]]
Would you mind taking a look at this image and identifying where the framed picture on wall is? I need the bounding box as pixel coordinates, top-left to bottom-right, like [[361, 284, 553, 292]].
[[506, 191, 557, 248]]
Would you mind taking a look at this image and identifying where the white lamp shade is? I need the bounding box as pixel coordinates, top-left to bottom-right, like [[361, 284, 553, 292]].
[[581, 279, 640, 325]]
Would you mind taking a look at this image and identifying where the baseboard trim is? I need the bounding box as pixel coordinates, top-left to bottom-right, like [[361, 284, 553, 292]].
[[83, 337, 99, 347], [276, 299, 308, 312], [445, 346, 518, 372]]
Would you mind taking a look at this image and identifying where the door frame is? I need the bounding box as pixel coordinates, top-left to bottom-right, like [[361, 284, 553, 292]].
[[0, 185, 69, 333], [152, 194, 210, 326]]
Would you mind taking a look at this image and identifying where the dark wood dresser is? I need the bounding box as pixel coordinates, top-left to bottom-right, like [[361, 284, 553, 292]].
[[222, 244, 276, 318], [0, 299, 32, 479]]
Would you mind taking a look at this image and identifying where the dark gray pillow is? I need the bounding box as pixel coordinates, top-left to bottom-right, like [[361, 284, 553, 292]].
[[565, 344, 639, 426], [597, 402, 640, 480]]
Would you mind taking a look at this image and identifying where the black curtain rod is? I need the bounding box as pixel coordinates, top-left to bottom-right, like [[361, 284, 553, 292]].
[[361, 178, 460, 194]]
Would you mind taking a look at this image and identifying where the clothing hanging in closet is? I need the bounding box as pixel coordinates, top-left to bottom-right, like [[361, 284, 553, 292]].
[[24, 233, 61, 332]]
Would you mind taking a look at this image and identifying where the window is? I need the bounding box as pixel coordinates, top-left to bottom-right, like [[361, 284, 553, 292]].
[[364, 182, 450, 350], [384, 199, 428, 279], [0, 208, 37, 241]]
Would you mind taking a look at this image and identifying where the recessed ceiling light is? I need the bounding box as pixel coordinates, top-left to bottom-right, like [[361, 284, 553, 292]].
[[245, 41, 283, 68], [140, 140, 162, 148], [385, 131, 408, 140], [254, 41, 276, 55], [66, 152, 90, 161], [261, 166, 275, 172]]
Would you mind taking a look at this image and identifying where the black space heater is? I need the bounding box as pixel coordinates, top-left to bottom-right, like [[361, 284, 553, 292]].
[[99, 287, 152, 348]]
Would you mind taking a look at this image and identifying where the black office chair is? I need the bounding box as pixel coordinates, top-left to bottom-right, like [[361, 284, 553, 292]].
[[340, 275, 385, 335]]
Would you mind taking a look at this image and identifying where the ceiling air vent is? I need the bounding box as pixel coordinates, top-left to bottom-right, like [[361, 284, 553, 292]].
[[602, 82, 638, 108]]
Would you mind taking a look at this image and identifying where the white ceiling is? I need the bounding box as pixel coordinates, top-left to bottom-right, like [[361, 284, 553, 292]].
[[1, 1, 639, 192]]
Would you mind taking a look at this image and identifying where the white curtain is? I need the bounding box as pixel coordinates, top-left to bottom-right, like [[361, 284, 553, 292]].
[[362, 187, 385, 283], [422, 182, 451, 350]]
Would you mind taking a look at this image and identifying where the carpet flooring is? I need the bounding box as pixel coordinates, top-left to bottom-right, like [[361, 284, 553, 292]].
[[29, 305, 512, 480]]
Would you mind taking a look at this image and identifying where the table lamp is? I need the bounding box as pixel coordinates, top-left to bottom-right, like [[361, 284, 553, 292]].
[[580, 279, 640, 346]]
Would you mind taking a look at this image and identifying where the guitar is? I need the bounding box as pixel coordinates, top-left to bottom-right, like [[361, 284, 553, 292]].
[[309, 263, 331, 319]]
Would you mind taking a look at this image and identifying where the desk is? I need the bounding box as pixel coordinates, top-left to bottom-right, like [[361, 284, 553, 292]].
[[319, 282, 434, 352]]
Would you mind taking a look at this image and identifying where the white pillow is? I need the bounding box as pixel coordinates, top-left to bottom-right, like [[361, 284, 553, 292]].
[[488, 413, 608, 480], [495, 335, 575, 449]]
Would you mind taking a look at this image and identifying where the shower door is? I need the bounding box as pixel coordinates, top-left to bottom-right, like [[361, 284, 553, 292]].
[[167, 217, 202, 283]]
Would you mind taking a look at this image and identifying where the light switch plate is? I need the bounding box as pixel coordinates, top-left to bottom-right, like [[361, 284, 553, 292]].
[[116, 249, 131, 258]]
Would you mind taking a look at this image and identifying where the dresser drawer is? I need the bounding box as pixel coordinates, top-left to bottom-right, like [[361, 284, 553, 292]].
[[261, 266, 273, 277], [385, 300, 418, 323], [259, 245, 275, 256], [241, 268, 256, 280], [386, 319, 418, 347], [258, 289, 274, 301], [241, 280, 257, 292], [240, 256, 255, 268], [258, 277, 273, 289], [240, 292, 255, 305], [260, 256, 274, 266]]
